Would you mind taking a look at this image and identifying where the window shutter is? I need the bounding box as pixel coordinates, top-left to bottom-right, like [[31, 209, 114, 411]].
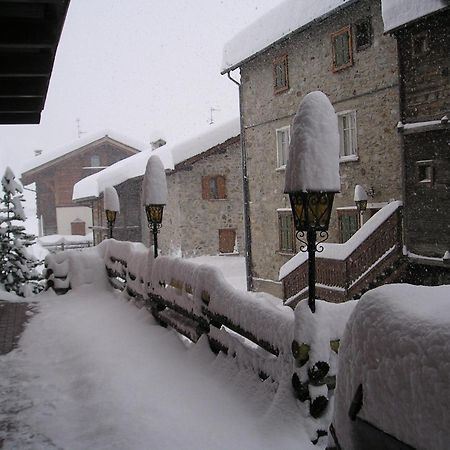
[[217, 175, 227, 199], [201, 176, 210, 200]]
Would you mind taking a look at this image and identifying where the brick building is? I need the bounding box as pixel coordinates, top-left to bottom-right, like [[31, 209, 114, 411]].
[[21, 132, 142, 237], [73, 120, 244, 257], [222, 0, 402, 296], [387, 3, 450, 282]]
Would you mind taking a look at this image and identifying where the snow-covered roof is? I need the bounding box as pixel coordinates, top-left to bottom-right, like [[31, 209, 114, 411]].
[[381, 0, 448, 33], [221, 0, 354, 73], [21, 130, 147, 175], [73, 119, 240, 201]]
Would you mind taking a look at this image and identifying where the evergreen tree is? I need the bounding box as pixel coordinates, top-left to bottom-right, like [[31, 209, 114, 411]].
[[0, 167, 42, 296]]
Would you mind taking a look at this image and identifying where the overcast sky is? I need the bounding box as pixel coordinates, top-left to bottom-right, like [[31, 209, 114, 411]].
[[0, 0, 284, 181]]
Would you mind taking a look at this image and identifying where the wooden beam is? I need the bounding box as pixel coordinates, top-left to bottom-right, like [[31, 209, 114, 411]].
[[0, 52, 53, 76], [0, 78, 48, 96], [0, 96, 45, 112], [0, 112, 41, 124]]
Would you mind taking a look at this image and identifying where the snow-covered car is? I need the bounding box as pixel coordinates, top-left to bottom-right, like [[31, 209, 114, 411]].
[[328, 284, 450, 450]]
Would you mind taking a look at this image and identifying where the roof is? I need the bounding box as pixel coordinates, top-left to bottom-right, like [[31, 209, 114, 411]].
[[21, 130, 145, 180], [221, 0, 355, 73], [0, 0, 70, 124], [381, 0, 449, 33], [72, 118, 240, 201]]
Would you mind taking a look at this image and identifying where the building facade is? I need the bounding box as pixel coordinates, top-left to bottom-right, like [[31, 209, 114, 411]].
[[21, 133, 141, 237], [222, 0, 402, 296]]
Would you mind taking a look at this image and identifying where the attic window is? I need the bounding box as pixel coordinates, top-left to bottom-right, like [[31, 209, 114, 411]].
[[412, 31, 429, 57], [332, 26, 353, 71], [355, 17, 372, 51], [91, 155, 100, 167], [202, 175, 227, 200], [273, 55, 289, 94], [416, 160, 434, 186]]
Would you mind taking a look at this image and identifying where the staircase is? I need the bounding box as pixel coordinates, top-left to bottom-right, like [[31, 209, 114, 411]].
[[281, 201, 406, 306]]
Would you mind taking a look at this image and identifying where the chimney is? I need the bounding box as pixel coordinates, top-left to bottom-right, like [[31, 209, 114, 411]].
[[150, 138, 166, 151], [34, 149, 43, 157]]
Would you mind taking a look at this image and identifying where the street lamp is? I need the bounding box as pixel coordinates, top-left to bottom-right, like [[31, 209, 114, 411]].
[[354, 184, 368, 228], [143, 155, 168, 259], [285, 91, 340, 313], [104, 186, 120, 239]]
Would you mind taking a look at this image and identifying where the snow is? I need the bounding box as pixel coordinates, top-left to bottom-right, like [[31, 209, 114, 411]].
[[142, 155, 168, 205], [353, 184, 367, 202], [103, 186, 120, 212], [284, 91, 340, 193], [381, 0, 448, 33], [0, 284, 314, 448], [221, 0, 353, 73], [21, 130, 146, 176], [279, 201, 402, 279], [38, 234, 93, 247], [72, 118, 240, 201], [332, 284, 450, 450]]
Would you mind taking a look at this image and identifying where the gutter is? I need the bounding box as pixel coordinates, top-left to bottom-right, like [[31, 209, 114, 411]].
[[227, 71, 254, 291]]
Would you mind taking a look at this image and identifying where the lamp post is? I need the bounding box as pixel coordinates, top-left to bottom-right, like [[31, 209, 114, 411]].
[[142, 155, 168, 259], [284, 91, 340, 313], [354, 184, 368, 228], [104, 186, 120, 239]]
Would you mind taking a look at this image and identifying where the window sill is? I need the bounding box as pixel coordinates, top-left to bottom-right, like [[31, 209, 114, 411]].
[[275, 165, 286, 172], [339, 155, 359, 163], [278, 251, 296, 257]]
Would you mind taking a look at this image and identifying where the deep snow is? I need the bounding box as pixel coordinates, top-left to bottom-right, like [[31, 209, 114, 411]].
[[0, 285, 314, 450]]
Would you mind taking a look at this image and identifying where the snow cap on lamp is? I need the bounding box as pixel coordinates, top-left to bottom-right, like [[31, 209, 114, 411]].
[[284, 91, 340, 193], [142, 155, 168, 205], [103, 186, 120, 212]]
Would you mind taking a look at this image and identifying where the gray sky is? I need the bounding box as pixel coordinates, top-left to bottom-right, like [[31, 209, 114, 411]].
[[0, 0, 284, 180]]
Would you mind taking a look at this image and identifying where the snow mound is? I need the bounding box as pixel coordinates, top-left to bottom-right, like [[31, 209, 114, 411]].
[[333, 284, 450, 450]]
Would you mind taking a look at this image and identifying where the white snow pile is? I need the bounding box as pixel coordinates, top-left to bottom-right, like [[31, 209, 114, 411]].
[[333, 284, 450, 450], [21, 130, 146, 176], [103, 186, 120, 212], [280, 201, 402, 280], [221, 0, 352, 72], [381, 0, 447, 33], [142, 155, 168, 205], [73, 118, 239, 201], [0, 285, 314, 449], [284, 91, 340, 193]]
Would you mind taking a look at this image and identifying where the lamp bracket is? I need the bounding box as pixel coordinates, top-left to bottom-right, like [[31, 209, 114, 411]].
[[295, 230, 329, 253]]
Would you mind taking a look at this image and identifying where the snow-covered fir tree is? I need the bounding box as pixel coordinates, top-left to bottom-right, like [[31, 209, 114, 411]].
[[0, 167, 42, 296]]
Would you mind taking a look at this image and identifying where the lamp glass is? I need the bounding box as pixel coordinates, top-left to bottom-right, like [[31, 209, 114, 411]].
[[289, 192, 335, 232], [146, 204, 164, 224], [105, 209, 117, 224], [355, 199, 368, 212]]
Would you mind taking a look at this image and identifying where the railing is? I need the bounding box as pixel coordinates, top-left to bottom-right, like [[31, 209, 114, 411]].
[[282, 202, 405, 305], [44, 239, 357, 445]]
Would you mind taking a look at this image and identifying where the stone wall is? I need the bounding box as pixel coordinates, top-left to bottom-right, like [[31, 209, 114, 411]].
[[156, 138, 244, 257], [240, 0, 402, 295]]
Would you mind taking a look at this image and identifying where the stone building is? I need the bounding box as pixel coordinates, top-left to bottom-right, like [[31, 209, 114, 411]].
[[21, 132, 142, 237], [221, 0, 402, 296], [73, 120, 244, 257], [386, 3, 450, 282]]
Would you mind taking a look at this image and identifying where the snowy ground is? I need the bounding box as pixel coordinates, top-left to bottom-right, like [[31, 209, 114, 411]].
[[0, 284, 313, 450]]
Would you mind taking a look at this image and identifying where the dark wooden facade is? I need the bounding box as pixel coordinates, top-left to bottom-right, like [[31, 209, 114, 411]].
[[21, 136, 139, 236], [396, 8, 450, 261]]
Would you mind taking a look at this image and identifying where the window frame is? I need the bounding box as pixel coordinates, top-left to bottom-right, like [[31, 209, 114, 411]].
[[331, 25, 353, 72], [416, 160, 434, 187], [278, 210, 296, 254], [275, 125, 291, 169], [355, 17, 373, 52], [337, 110, 358, 161], [201, 175, 227, 200], [90, 154, 100, 167], [412, 31, 429, 57], [273, 54, 289, 94]]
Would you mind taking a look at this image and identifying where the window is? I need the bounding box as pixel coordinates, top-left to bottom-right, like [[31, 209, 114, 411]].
[[416, 160, 434, 186], [338, 211, 358, 243], [91, 154, 100, 167], [355, 17, 372, 51], [332, 26, 353, 71], [412, 31, 429, 57], [276, 126, 290, 168], [273, 55, 289, 94], [337, 110, 357, 160], [202, 175, 227, 199], [278, 211, 296, 253]]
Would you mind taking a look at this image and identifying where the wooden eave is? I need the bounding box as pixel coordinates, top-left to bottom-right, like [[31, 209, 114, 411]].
[[0, 0, 70, 124]]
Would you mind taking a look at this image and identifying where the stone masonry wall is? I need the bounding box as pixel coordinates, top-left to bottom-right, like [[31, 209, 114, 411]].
[[240, 0, 402, 295]]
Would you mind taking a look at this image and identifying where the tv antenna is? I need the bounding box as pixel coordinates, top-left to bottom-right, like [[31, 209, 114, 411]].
[[208, 107, 220, 125], [76, 118, 87, 138]]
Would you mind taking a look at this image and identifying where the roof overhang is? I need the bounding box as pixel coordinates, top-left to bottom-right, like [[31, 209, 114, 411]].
[[0, 0, 70, 124]]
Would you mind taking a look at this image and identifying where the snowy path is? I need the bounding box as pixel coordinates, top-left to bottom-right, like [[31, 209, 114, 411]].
[[0, 286, 313, 450]]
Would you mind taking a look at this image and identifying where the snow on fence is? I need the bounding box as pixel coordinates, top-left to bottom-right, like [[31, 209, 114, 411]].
[[44, 239, 357, 445]]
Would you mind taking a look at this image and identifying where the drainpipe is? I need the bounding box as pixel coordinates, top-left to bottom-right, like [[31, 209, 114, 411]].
[[227, 71, 253, 291]]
